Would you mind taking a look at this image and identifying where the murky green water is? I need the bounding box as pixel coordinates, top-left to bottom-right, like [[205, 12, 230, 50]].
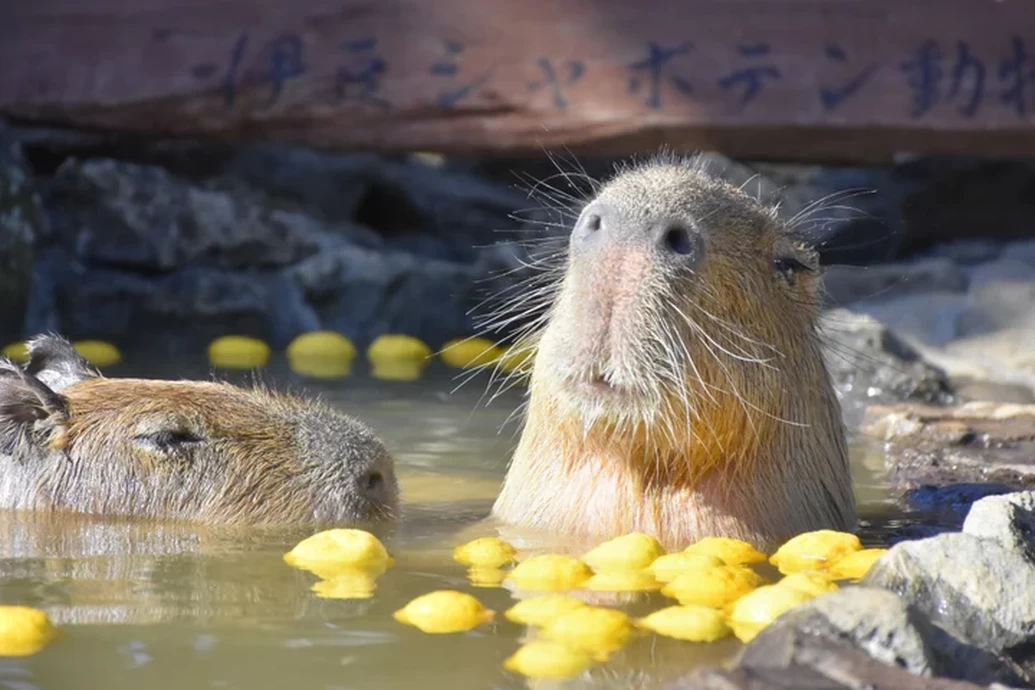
[[0, 356, 905, 690]]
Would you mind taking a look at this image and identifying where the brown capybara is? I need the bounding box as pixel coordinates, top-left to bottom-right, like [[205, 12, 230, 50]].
[[491, 154, 855, 551], [0, 335, 398, 525]]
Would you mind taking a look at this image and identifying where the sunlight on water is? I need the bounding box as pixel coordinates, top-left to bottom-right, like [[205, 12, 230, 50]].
[[0, 355, 904, 690]]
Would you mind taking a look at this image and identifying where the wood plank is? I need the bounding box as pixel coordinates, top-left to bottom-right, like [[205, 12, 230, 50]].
[[2, 0, 1035, 163]]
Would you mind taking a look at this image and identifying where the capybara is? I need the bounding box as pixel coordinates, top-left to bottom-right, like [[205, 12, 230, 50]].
[[492, 154, 854, 550], [0, 335, 398, 525]]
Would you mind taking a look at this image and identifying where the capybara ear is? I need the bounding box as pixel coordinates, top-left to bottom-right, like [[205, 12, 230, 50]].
[[24, 334, 101, 393], [0, 358, 70, 453]]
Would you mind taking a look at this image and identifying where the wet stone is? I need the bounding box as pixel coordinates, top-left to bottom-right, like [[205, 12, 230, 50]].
[[668, 635, 992, 690], [0, 126, 41, 342], [863, 532, 1035, 656], [962, 490, 1035, 563], [736, 588, 1029, 687], [863, 402, 1035, 503], [819, 309, 955, 428]]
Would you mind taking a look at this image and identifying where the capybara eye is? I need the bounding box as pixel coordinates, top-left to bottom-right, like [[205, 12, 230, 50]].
[[663, 226, 694, 256], [133, 428, 204, 452], [773, 257, 810, 282], [366, 472, 384, 491]]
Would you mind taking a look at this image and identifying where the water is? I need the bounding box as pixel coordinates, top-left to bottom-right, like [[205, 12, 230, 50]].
[[0, 355, 907, 690]]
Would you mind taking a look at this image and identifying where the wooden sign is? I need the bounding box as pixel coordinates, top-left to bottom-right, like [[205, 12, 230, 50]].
[[2, 0, 1035, 162]]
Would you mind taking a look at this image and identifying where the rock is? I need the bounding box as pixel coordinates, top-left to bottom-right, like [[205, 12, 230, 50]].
[[1003, 239, 1035, 268], [827, 253, 1035, 397], [928, 240, 1003, 266], [30, 249, 316, 352], [962, 490, 1035, 563], [897, 159, 1035, 257], [942, 327, 1035, 392], [735, 588, 1029, 686], [0, 125, 41, 342], [834, 253, 1035, 395], [822, 258, 968, 306], [818, 309, 955, 427], [40, 157, 378, 272], [286, 241, 524, 348], [28, 240, 521, 353], [10, 136, 543, 351], [862, 402, 1035, 496], [850, 292, 967, 348], [966, 258, 1035, 290], [221, 144, 546, 263], [863, 532, 1035, 655], [670, 635, 991, 689], [951, 380, 1035, 406], [957, 260, 1035, 337]]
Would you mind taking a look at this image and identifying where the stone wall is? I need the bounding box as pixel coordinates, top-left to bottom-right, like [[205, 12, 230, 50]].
[[3, 121, 1035, 378]]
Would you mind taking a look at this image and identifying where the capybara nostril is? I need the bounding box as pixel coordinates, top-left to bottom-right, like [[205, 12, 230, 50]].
[[366, 471, 384, 492], [661, 225, 695, 257], [573, 208, 607, 250]]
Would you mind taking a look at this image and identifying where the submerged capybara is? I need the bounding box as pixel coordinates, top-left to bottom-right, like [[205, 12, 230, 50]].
[[0, 335, 398, 525], [492, 153, 855, 551]]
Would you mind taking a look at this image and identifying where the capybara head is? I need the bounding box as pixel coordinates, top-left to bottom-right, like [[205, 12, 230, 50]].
[[0, 335, 399, 525], [493, 154, 853, 548], [536, 155, 823, 434]]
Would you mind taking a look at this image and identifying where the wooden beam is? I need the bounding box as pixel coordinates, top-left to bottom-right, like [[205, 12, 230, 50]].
[[3, 0, 1035, 163]]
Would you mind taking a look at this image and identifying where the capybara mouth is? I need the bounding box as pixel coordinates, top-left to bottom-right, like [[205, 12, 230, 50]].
[[560, 372, 647, 413], [576, 375, 626, 397]]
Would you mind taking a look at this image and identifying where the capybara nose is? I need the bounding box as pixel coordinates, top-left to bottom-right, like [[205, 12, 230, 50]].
[[573, 205, 702, 265]]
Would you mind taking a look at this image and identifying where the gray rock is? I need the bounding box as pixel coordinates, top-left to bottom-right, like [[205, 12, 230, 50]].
[[928, 240, 1003, 265], [967, 258, 1035, 289], [851, 292, 966, 348], [1004, 238, 1035, 268], [897, 158, 1035, 257], [287, 241, 523, 348], [28, 239, 525, 354], [0, 126, 41, 342], [670, 635, 992, 690], [36, 251, 316, 351], [221, 143, 547, 263], [864, 532, 1035, 654], [822, 258, 968, 306], [957, 260, 1035, 338], [12, 140, 543, 351], [41, 157, 378, 272], [963, 490, 1035, 562], [737, 588, 1029, 686], [818, 309, 954, 427]]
